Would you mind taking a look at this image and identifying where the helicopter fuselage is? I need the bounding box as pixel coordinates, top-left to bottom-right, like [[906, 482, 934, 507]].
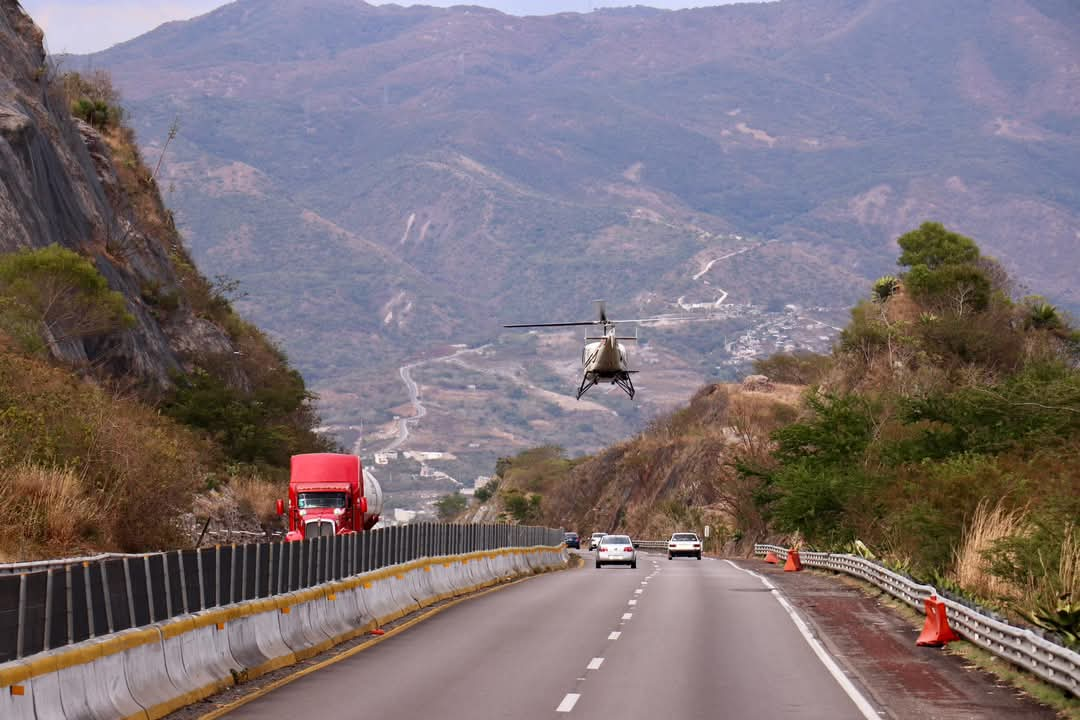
[[582, 332, 628, 377]]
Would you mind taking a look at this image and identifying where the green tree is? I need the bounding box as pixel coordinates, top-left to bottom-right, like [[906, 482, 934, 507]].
[[163, 362, 331, 469], [0, 245, 132, 355], [895, 223, 990, 316], [897, 222, 980, 270], [474, 479, 499, 502], [905, 263, 991, 316], [435, 492, 467, 520], [503, 489, 543, 523]]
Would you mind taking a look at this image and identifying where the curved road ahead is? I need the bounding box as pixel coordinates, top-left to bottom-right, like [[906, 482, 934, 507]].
[[220, 555, 879, 719]]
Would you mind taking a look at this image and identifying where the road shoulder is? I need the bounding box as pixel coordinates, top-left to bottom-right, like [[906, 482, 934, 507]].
[[730, 559, 1064, 719]]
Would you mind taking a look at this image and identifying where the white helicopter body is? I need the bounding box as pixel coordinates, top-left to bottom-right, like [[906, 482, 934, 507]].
[[506, 301, 659, 399]]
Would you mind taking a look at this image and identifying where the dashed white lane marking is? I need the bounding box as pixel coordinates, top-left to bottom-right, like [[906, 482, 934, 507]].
[[634, 589, 643, 594], [723, 560, 879, 720], [608, 631, 621, 640], [622, 613, 633, 619], [587, 657, 604, 670], [557, 693, 581, 712], [628, 599, 637, 606]]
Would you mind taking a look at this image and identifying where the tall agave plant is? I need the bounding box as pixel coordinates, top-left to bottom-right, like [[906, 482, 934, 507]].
[[1028, 301, 1061, 330], [872, 275, 900, 304]]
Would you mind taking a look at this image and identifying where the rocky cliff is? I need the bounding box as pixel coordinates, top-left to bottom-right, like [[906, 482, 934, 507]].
[[0, 0, 236, 389]]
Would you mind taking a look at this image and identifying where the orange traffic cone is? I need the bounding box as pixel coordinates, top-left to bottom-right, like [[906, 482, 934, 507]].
[[916, 596, 959, 646], [783, 549, 803, 572], [764, 550, 780, 564]]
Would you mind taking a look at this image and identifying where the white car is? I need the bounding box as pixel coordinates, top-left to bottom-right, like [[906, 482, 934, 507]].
[[668, 532, 702, 560], [596, 534, 637, 569], [589, 532, 606, 550]]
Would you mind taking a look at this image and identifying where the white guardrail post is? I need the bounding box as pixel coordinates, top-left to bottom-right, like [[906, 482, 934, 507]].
[[751, 543, 1080, 695]]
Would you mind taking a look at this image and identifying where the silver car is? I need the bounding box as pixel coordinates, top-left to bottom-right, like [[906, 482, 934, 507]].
[[589, 532, 606, 550], [596, 534, 637, 569]]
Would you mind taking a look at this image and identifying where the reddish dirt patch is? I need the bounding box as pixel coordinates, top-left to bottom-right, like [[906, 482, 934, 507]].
[[733, 560, 1059, 719]]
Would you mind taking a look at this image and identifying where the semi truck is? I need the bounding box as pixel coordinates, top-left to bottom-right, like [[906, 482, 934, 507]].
[[276, 453, 384, 540]]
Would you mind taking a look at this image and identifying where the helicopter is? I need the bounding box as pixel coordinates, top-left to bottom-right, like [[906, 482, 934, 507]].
[[505, 300, 674, 400]]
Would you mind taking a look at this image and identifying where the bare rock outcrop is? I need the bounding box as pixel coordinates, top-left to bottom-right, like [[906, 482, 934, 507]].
[[0, 1, 242, 389]]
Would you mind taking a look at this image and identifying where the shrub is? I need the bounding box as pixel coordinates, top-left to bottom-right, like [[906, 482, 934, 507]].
[[0, 245, 132, 356], [502, 489, 543, 524], [71, 98, 114, 129], [474, 478, 499, 503], [61, 69, 123, 130], [753, 351, 831, 385], [435, 492, 467, 520]]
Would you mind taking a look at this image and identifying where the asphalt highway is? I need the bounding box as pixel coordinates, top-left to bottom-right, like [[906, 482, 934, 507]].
[[220, 553, 875, 719]]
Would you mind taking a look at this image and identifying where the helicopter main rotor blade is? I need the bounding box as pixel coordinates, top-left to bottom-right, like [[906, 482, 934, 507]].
[[607, 315, 698, 324], [504, 321, 599, 328]]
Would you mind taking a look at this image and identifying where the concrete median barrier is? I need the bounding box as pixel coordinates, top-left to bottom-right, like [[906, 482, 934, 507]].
[[24, 656, 64, 720], [175, 621, 236, 701], [122, 628, 178, 718], [226, 602, 291, 680], [83, 637, 146, 720], [275, 592, 322, 660], [56, 657, 94, 720], [0, 544, 567, 720], [0, 660, 35, 720]]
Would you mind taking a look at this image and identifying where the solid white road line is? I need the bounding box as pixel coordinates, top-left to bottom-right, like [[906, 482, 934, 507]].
[[557, 693, 581, 712], [587, 658, 604, 670], [723, 560, 879, 720], [622, 613, 633, 619], [608, 631, 621, 640]]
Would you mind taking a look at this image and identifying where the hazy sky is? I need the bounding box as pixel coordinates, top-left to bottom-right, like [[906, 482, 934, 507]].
[[21, 0, 759, 55]]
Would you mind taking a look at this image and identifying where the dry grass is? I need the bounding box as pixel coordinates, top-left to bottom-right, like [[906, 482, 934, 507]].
[[1053, 523, 1079, 604], [0, 464, 103, 558], [953, 498, 1028, 600], [0, 351, 208, 556], [230, 474, 286, 528]]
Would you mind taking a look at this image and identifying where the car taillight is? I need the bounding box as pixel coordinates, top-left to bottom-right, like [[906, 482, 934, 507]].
[[599, 547, 607, 552], [669, 543, 677, 548], [693, 543, 700, 548], [624, 547, 633, 552]]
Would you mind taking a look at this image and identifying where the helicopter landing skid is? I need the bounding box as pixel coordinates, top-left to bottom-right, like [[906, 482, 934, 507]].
[[576, 375, 598, 400], [576, 373, 635, 400], [612, 373, 635, 399]]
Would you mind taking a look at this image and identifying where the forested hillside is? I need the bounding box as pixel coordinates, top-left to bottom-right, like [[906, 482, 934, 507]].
[[480, 222, 1079, 639]]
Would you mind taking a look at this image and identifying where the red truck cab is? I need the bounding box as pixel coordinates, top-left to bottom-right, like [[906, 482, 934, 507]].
[[276, 453, 383, 541]]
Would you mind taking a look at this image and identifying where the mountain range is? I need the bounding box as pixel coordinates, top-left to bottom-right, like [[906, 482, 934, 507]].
[[74, 0, 1080, 486]]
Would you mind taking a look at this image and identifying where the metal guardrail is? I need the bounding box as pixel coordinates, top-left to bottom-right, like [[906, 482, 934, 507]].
[[753, 544, 1080, 695], [634, 540, 669, 550], [0, 523, 564, 664], [0, 553, 151, 577]]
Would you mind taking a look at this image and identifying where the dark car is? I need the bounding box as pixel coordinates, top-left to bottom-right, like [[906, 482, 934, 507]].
[[564, 532, 580, 549]]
